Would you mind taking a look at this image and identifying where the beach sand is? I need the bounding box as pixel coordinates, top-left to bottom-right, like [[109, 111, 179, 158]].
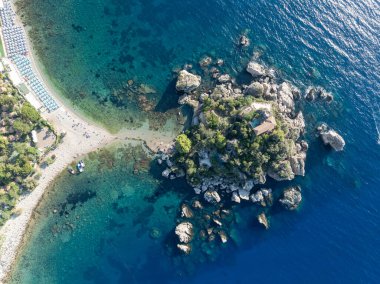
[[0, 1, 179, 281]]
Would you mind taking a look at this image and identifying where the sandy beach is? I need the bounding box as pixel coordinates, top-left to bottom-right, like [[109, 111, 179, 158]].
[[0, 105, 116, 282], [0, 1, 178, 281]]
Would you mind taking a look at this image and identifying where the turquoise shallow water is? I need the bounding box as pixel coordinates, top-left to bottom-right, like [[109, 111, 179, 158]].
[[9, 0, 380, 283]]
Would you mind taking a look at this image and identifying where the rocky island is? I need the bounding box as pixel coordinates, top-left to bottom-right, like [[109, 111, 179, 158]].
[[160, 58, 345, 255]]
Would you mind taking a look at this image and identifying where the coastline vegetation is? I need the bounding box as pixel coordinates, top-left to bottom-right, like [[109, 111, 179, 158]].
[[0, 72, 55, 225]]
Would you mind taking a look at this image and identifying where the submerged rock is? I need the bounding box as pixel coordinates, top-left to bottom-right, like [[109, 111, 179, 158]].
[[177, 244, 191, 254], [305, 86, 333, 103], [218, 231, 228, 243], [239, 35, 250, 47], [199, 56, 212, 67], [176, 70, 201, 93], [149, 227, 162, 239], [257, 213, 269, 229], [175, 222, 194, 243], [305, 87, 316, 101], [192, 200, 203, 209], [280, 186, 302, 210]]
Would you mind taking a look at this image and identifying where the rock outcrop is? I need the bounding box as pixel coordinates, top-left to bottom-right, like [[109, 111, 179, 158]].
[[245, 82, 264, 97], [231, 191, 241, 203], [204, 190, 221, 204], [176, 70, 201, 93], [218, 74, 231, 83], [239, 35, 250, 47], [246, 61, 266, 77], [181, 204, 194, 218], [177, 244, 191, 254], [290, 142, 307, 176], [175, 222, 194, 243], [318, 124, 345, 151], [277, 82, 295, 114], [305, 86, 333, 103], [257, 213, 269, 229], [279, 186, 302, 210]]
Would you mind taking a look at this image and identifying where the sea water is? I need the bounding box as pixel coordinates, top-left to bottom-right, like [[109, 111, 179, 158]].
[[9, 0, 380, 283]]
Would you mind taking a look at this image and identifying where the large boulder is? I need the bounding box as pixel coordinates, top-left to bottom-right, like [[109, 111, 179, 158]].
[[181, 204, 194, 218], [176, 70, 201, 93], [175, 222, 194, 243], [218, 74, 231, 83], [279, 186, 302, 210], [246, 61, 266, 77], [204, 190, 221, 204], [319, 128, 345, 151], [231, 191, 241, 203], [245, 82, 264, 97]]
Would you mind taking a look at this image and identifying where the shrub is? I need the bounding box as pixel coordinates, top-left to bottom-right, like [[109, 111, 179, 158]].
[[13, 119, 33, 135], [175, 134, 192, 154], [20, 103, 40, 123]]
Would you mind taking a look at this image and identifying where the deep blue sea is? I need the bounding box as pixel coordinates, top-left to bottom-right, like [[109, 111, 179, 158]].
[[9, 0, 380, 283]]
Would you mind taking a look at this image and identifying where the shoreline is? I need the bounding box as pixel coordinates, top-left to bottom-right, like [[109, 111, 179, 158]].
[[0, 1, 179, 282]]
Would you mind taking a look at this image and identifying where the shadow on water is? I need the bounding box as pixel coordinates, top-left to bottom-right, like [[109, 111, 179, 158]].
[[154, 78, 179, 112]]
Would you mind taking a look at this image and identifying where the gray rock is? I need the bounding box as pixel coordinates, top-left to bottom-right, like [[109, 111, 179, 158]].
[[319, 127, 345, 151], [178, 94, 199, 108], [277, 82, 295, 114], [218, 231, 228, 243], [239, 35, 250, 47], [284, 112, 305, 140], [176, 70, 201, 93], [162, 168, 171, 178], [268, 160, 295, 181], [250, 190, 264, 204], [231, 191, 241, 203], [258, 213, 269, 229], [280, 186, 302, 210], [246, 61, 266, 77], [199, 56, 212, 67], [177, 244, 191, 254], [181, 204, 194, 218], [175, 222, 194, 243], [305, 87, 316, 101], [245, 82, 264, 97], [218, 74, 231, 83], [204, 190, 221, 203], [192, 200, 203, 209], [290, 150, 306, 176], [216, 59, 224, 66]]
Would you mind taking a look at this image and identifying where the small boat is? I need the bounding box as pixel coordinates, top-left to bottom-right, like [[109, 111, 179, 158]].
[[67, 167, 75, 175], [77, 161, 84, 173], [80, 160, 85, 168]]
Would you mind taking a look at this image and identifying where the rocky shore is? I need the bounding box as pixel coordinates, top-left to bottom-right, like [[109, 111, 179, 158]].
[[160, 55, 346, 255]]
